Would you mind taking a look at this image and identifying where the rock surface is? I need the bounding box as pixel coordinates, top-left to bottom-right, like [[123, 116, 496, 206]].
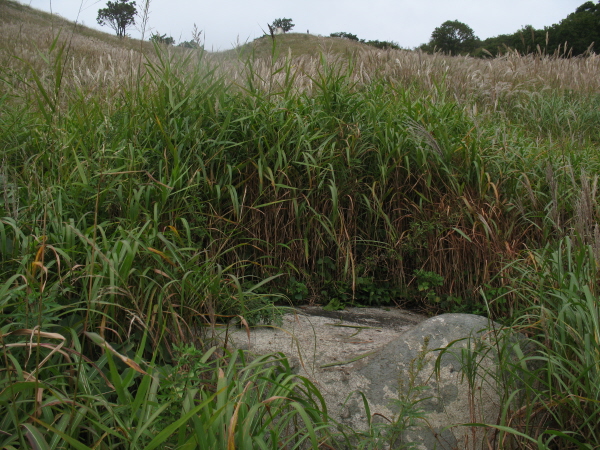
[[352, 313, 504, 449], [225, 309, 514, 450], [225, 306, 426, 426]]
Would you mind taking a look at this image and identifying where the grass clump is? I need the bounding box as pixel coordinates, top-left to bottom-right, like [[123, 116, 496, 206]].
[[0, 328, 332, 448], [488, 238, 600, 448]]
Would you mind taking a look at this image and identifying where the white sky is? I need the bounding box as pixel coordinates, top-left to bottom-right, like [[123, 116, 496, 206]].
[[24, 0, 586, 51]]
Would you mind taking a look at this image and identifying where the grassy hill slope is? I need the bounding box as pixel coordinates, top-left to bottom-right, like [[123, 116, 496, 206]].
[[1, 0, 378, 62], [0, 0, 157, 99], [219, 32, 380, 59], [0, 0, 154, 51]]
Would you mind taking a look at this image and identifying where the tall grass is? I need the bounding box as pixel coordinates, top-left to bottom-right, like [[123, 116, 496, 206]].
[[453, 238, 600, 449], [0, 328, 332, 448]]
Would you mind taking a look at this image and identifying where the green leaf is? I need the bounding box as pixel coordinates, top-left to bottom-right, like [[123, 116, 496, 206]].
[[460, 423, 537, 443], [21, 424, 50, 450], [319, 351, 377, 368], [451, 227, 473, 243], [31, 418, 94, 450], [143, 390, 221, 450], [0, 382, 42, 402]]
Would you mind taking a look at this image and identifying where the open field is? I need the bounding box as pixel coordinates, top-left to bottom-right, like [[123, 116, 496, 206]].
[[1, 0, 600, 448]]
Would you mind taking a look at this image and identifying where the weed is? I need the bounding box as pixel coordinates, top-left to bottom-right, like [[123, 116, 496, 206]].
[[351, 337, 432, 449]]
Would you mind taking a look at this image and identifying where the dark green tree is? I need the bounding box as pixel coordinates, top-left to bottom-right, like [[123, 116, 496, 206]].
[[547, 0, 600, 54], [150, 32, 175, 45], [178, 40, 200, 49], [271, 18, 295, 33], [362, 39, 401, 50], [96, 0, 137, 38], [330, 32, 359, 41], [429, 20, 478, 55], [479, 1, 600, 57]]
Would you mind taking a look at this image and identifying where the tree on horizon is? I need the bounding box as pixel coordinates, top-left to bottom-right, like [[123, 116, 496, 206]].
[[427, 20, 478, 55], [97, 0, 137, 38], [271, 18, 295, 33]]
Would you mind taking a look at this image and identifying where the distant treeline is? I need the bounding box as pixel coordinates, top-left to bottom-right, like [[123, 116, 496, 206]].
[[330, 32, 401, 50], [332, 1, 599, 57], [478, 1, 600, 56]]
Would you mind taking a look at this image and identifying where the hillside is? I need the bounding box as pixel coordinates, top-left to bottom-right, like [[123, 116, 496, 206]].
[[219, 32, 380, 59], [0, 0, 158, 96], [0, 0, 378, 63], [0, 0, 154, 51]]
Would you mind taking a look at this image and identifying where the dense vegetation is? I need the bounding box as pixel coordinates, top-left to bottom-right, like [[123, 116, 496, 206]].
[[419, 1, 600, 57], [330, 32, 402, 50], [1, 0, 600, 448], [479, 0, 600, 56]]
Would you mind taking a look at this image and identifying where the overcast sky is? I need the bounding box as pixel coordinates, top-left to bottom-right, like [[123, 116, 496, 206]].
[[25, 0, 585, 51]]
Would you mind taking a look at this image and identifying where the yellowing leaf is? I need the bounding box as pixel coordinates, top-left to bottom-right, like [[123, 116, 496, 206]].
[[147, 247, 176, 266], [84, 332, 147, 375], [166, 225, 180, 237]]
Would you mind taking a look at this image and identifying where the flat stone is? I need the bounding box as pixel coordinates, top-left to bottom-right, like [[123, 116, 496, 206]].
[[224, 307, 427, 426], [223, 310, 525, 450]]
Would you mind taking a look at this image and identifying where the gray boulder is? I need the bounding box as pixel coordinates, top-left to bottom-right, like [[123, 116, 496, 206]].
[[340, 313, 524, 450]]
